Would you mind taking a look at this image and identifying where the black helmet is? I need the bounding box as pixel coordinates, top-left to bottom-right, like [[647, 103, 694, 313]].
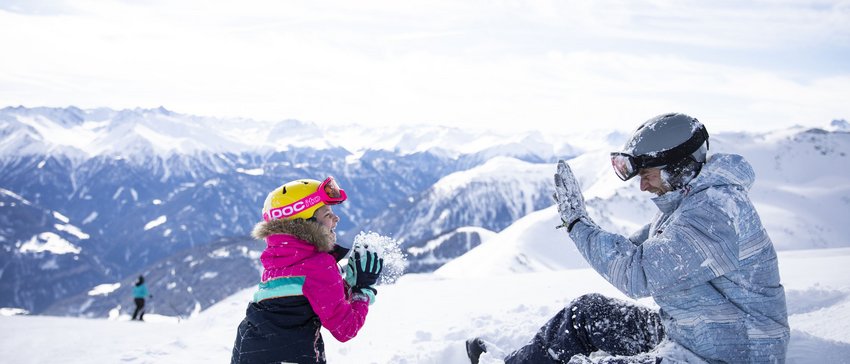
[[611, 113, 709, 189]]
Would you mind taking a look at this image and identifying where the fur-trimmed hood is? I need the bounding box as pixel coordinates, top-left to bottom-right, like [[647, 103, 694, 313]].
[[252, 218, 335, 252]]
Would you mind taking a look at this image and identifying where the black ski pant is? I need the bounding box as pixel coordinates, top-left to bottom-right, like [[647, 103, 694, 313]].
[[505, 293, 666, 364], [132, 298, 146, 320]]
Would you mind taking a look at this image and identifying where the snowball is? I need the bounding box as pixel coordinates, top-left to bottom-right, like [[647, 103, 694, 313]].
[[352, 231, 407, 285]]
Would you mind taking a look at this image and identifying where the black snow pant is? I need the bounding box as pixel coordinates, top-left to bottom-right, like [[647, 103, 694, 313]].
[[505, 293, 666, 364], [132, 298, 145, 320]]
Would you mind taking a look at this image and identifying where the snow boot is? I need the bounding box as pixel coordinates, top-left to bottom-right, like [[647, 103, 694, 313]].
[[466, 337, 487, 364]]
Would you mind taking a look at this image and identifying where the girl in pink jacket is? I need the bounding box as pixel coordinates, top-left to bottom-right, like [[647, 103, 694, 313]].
[[231, 177, 382, 364]]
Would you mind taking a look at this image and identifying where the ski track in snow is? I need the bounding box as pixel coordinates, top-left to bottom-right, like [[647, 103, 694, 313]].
[[2, 248, 850, 363]]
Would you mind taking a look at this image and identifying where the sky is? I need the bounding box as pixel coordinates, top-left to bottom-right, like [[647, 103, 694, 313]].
[[1, 0, 849, 134]]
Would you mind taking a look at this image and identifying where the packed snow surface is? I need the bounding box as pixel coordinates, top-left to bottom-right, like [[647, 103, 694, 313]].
[[2, 248, 849, 363]]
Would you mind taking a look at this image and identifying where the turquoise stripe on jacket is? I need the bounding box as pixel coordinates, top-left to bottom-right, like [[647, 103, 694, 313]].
[[253, 276, 306, 302]]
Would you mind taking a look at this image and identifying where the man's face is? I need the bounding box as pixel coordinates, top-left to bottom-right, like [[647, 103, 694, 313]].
[[639, 168, 671, 196]]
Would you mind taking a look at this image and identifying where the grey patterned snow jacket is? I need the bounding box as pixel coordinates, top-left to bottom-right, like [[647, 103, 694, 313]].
[[569, 153, 790, 363]]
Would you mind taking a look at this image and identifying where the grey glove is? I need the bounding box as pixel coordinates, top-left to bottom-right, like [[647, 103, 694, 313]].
[[554, 160, 589, 232]]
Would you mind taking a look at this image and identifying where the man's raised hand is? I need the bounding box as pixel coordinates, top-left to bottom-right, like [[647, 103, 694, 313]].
[[554, 160, 589, 232]]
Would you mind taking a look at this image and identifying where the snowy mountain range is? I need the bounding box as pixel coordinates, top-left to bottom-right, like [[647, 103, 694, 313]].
[[1, 105, 848, 320], [0, 106, 589, 317]]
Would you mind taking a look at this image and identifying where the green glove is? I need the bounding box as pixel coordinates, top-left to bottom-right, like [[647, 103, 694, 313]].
[[341, 260, 357, 288], [351, 251, 382, 305]]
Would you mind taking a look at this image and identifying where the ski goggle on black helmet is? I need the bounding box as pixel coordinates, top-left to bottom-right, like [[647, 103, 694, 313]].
[[611, 113, 709, 181]]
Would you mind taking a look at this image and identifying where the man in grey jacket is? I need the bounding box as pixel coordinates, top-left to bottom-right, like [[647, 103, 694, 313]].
[[467, 113, 790, 363]]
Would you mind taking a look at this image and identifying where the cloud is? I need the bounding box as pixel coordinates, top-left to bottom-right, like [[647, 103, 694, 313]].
[[0, 0, 77, 15], [0, 0, 848, 133]]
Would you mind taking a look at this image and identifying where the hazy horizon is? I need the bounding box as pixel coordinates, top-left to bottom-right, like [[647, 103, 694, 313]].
[[1, 0, 848, 134]]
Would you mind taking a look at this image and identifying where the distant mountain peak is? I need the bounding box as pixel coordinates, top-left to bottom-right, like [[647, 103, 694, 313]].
[[831, 119, 849, 131], [432, 156, 540, 193], [0, 106, 590, 162]]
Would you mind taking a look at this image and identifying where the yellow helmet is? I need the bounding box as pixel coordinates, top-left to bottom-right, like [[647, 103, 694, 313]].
[[262, 177, 347, 221]]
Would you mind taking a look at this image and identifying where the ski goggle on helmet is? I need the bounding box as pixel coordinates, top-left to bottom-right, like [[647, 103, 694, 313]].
[[262, 177, 347, 221], [611, 113, 709, 181]]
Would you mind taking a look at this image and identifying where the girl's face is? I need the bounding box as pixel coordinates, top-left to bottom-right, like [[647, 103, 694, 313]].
[[313, 205, 340, 241]]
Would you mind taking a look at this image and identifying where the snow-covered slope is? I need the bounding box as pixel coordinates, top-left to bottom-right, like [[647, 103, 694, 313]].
[[42, 235, 264, 319], [435, 207, 586, 277], [0, 188, 115, 313], [367, 156, 557, 272], [2, 248, 849, 364], [719, 127, 850, 249]]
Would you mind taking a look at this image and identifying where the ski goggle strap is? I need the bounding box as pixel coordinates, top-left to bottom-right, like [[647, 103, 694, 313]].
[[262, 177, 347, 221], [610, 123, 709, 182]]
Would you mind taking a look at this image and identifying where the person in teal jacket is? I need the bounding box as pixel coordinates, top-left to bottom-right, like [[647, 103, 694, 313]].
[[131, 275, 150, 321]]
